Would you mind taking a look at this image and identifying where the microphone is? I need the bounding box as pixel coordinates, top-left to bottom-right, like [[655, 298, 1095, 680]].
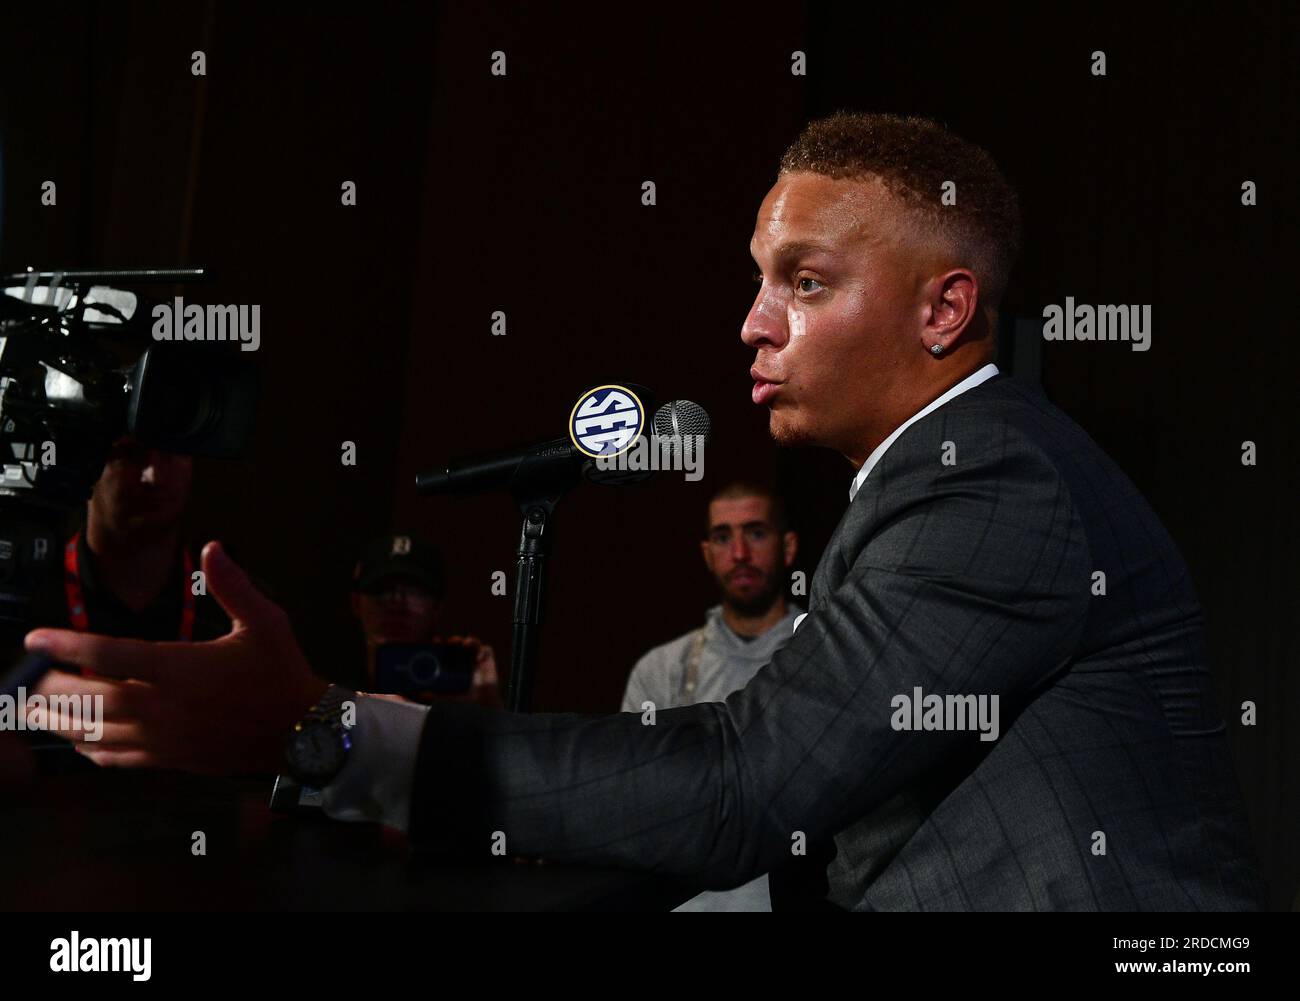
[[416, 400, 711, 496], [415, 435, 579, 497], [585, 399, 710, 486], [652, 398, 711, 441]]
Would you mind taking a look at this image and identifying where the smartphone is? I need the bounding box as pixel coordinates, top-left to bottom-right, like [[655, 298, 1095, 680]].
[[373, 642, 475, 698]]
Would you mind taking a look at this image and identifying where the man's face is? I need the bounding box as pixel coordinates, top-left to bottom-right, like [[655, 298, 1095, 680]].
[[351, 582, 440, 646], [88, 436, 193, 535], [700, 495, 796, 616], [743, 172, 938, 465]]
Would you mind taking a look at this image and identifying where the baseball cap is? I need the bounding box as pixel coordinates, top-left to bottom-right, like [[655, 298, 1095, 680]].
[[352, 533, 444, 597]]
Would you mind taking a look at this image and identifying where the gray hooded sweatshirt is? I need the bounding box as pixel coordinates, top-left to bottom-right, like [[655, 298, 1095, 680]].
[[620, 602, 804, 912]]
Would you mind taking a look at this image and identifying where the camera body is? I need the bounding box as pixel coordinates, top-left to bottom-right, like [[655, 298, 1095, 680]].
[[373, 642, 476, 699], [0, 268, 257, 626]]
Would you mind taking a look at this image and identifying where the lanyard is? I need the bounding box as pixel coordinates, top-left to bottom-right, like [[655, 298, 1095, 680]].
[[679, 627, 706, 701], [64, 531, 196, 641]]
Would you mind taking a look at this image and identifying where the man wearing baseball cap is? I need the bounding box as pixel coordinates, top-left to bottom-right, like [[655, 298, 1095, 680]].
[[349, 533, 500, 708]]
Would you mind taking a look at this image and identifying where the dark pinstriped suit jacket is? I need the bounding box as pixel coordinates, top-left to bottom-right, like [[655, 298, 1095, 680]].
[[411, 375, 1263, 910]]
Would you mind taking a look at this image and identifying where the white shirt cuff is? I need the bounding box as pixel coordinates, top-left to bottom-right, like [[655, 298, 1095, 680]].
[[320, 694, 430, 831]]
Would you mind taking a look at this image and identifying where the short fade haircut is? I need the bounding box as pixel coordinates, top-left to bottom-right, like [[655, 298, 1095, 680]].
[[779, 111, 1022, 312], [706, 481, 789, 535]]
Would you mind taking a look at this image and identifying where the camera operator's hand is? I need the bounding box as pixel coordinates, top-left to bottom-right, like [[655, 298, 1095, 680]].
[[472, 640, 504, 709], [24, 541, 328, 776]]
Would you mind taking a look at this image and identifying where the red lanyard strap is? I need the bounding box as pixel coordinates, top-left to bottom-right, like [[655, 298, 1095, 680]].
[[64, 531, 196, 641]]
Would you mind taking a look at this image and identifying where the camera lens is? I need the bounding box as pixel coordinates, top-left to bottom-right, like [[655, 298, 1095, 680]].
[[407, 651, 443, 687]]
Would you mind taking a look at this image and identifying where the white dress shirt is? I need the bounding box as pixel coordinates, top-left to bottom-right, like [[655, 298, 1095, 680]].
[[321, 694, 430, 830], [323, 362, 1002, 831]]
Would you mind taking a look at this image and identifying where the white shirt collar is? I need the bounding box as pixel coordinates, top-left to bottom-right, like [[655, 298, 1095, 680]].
[[848, 363, 1000, 503]]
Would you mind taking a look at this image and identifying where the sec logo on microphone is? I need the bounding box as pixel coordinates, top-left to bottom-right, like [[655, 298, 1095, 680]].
[[569, 384, 645, 458]]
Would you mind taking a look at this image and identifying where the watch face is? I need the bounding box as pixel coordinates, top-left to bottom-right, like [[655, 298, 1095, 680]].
[[287, 723, 346, 784]]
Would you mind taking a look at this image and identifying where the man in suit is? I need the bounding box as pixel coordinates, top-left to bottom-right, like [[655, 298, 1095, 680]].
[[25, 112, 1262, 909]]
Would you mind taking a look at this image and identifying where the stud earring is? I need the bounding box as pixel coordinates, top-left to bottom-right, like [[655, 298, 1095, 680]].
[[930, 344, 944, 356]]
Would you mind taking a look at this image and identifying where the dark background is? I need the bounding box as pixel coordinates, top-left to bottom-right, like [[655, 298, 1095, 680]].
[[2, 2, 1295, 909]]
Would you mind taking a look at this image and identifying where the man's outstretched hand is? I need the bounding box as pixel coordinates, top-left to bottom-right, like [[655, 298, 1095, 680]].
[[24, 541, 329, 776]]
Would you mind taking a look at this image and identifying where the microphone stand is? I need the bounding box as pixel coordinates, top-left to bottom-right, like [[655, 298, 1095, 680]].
[[419, 383, 660, 712], [505, 496, 555, 713], [503, 450, 585, 713]]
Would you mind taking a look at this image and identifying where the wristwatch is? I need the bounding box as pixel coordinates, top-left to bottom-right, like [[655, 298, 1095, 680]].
[[283, 684, 355, 787]]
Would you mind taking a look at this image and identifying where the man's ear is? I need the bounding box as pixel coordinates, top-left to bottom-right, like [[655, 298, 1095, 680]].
[[924, 268, 979, 352], [782, 530, 799, 568]]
